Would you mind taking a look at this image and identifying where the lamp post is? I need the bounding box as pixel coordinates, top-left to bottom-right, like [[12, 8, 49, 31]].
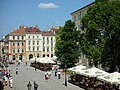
[[64, 63, 67, 86], [35, 55, 36, 71]]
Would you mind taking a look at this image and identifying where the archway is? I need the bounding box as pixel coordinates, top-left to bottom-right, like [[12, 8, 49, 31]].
[[29, 54, 33, 60]]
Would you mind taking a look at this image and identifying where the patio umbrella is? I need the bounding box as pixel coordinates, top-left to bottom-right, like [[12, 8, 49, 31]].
[[68, 64, 87, 72], [81, 67, 109, 77], [97, 72, 120, 84], [41, 59, 56, 64]]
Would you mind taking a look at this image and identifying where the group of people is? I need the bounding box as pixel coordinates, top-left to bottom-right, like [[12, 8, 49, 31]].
[[27, 81, 38, 90], [44, 69, 62, 82], [1, 70, 13, 88]]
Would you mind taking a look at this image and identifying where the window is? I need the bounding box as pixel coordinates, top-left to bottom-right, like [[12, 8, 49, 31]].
[[17, 49, 19, 53], [22, 42, 24, 46], [13, 36, 15, 39], [22, 36, 24, 39], [43, 54, 45, 57], [28, 36, 30, 39], [37, 46, 39, 51], [51, 37, 53, 41], [43, 46, 45, 52], [12, 49, 15, 53], [51, 54, 53, 57], [47, 54, 49, 57], [22, 49, 24, 53], [33, 40, 35, 45], [47, 37, 49, 44], [37, 53, 39, 58], [28, 46, 31, 51], [37, 40, 39, 45], [43, 37, 45, 44], [17, 42, 19, 46], [47, 46, 49, 52], [37, 36, 39, 38], [51, 46, 53, 51], [73, 16, 76, 21], [33, 46, 35, 51], [13, 42, 15, 46], [17, 36, 19, 39], [28, 40, 30, 45], [78, 14, 80, 20]]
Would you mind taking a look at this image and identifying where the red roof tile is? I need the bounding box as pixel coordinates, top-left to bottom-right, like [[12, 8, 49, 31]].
[[42, 31, 55, 36]]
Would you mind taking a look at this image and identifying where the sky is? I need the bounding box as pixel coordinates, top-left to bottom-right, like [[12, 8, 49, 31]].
[[0, 0, 94, 39]]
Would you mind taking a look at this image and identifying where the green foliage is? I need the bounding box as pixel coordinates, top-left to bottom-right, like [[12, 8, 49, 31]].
[[55, 20, 80, 67], [80, 0, 120, 70]]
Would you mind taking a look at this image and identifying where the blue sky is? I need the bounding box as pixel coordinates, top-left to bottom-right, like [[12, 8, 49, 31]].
[[0, 0, 94, 39]]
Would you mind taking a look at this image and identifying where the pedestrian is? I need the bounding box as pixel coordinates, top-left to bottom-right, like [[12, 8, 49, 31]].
[[48, 70, 51, 79], [27, 66, 29, 71], [27, 81, 32, 90], [45, 71, 48, 82], [16, 67, 18, 75], [26, 61, 27, 65], [33, 81, 38, 90], [55, 69, 57, 77], [9, 76, 13, 88], [57, 70, 61, 79]]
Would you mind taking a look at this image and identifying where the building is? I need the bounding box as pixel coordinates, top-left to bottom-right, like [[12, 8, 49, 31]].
[[8, 26, 26, 61], [70, 2, 94, 66], [25, 26, 42, 60], [70, 2, 94, 31], [1, 25, 58, 62]]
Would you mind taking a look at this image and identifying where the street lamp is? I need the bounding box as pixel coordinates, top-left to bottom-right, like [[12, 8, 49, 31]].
[[34, 54, 36, 71], [64, 63, 67, 86]]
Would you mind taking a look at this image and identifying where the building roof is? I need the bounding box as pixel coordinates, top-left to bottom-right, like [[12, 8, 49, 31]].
[[70, 2, 94, 15], [10, 26, 41, 35], [42, 31, 55, 36]]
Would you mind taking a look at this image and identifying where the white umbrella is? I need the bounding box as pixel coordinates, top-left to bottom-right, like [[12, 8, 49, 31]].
[[97, 72, 120, 84], [41, 59, 56, 64], [81, 67, 109, 77], [68, 64, 87, 72]]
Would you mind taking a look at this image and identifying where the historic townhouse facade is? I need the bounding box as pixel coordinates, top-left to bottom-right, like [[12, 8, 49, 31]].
[[2, 26, 57, 61], [8, 26, 26, 61], [70, 2, 94, 66], [42, 30, 55, 58], [25, 27, 42, 60]]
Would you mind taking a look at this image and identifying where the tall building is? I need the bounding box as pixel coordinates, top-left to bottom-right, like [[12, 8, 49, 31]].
[[70, 2, 94, 66]]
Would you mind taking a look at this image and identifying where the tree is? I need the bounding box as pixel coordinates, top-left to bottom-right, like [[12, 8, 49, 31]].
[[80, 0, 120, 72], [55, 20, 80, 68]]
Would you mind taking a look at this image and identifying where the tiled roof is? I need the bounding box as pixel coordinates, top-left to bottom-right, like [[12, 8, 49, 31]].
[[42, 31, 55, 36], [25, 27, 41, 33], [10, 26, 41, 35], [10, 27, 26, 34]]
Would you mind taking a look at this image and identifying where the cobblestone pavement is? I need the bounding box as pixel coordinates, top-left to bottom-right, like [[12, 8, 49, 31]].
[[7, 61, 84, 90]]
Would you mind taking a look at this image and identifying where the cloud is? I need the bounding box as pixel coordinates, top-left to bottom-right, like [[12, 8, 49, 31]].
[[38, 2, 59, 9]]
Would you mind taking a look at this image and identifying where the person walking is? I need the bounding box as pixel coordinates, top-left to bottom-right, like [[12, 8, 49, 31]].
[[27, 81, 32, 90], [16, 67, 18, 75], [33, 81, 38, 90], [45, 71, 48, 82], [27, 66, 29, 71], [9, 76, 13, 88], [57, 70, 61, 79]]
